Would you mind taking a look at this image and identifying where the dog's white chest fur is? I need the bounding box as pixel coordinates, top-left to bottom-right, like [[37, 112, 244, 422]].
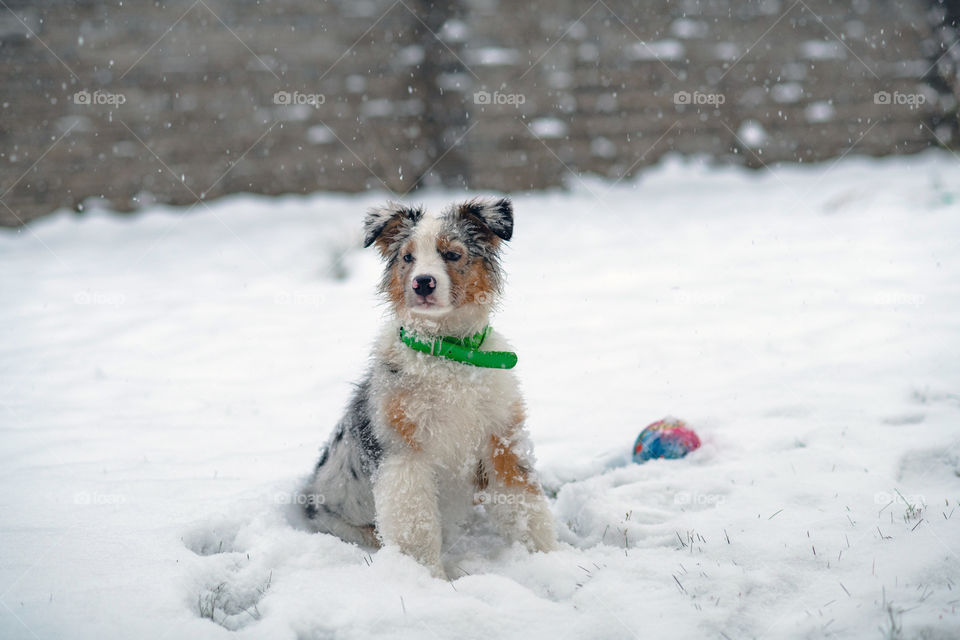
[[373, 326, 519, 479]]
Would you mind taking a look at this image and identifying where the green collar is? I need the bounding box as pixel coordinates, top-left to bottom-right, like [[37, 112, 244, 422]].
[[398, 326, 518, 369]]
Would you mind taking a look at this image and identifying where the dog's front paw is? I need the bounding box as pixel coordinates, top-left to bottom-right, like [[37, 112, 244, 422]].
[[536, 537, 560, 553], [522, 509, 560, 553], [427, 562, 448, 580], [522, 530, 559, 554]]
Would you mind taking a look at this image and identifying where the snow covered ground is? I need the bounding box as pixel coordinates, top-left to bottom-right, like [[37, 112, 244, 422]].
[[1, 152, 959, 639]]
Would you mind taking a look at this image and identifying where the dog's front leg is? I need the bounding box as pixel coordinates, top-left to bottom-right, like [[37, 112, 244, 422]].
[[485, 434, 559, 553], [373, 454, 446, 579], [486, 482, 559, 554]]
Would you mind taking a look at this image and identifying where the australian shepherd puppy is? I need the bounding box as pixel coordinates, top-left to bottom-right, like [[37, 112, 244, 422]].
[[298, 197, 557, 579]]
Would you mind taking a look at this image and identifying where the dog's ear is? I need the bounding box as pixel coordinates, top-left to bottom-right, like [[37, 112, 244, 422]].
[[456, 197, 513, 242], [363, 202, 423, 257]]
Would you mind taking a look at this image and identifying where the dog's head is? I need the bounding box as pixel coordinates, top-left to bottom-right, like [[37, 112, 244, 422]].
[[363, 198, 513, 326]]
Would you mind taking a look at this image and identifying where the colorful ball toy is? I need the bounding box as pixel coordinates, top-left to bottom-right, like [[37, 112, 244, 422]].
[[633, 418, 701, 463]]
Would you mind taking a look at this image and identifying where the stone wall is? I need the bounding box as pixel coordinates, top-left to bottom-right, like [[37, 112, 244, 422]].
[[0, 0, 955, 226]]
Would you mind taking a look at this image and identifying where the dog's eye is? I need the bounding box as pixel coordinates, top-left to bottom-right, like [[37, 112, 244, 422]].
[[442, 251, 462, 262], [402, 253, 414, 263]]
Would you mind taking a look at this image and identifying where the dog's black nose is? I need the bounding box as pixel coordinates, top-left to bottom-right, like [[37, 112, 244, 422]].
[[412, 275, 436, 297]]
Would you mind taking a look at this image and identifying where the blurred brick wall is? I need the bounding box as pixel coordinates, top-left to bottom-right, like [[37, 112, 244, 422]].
[[0, 0, 955, 226]]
